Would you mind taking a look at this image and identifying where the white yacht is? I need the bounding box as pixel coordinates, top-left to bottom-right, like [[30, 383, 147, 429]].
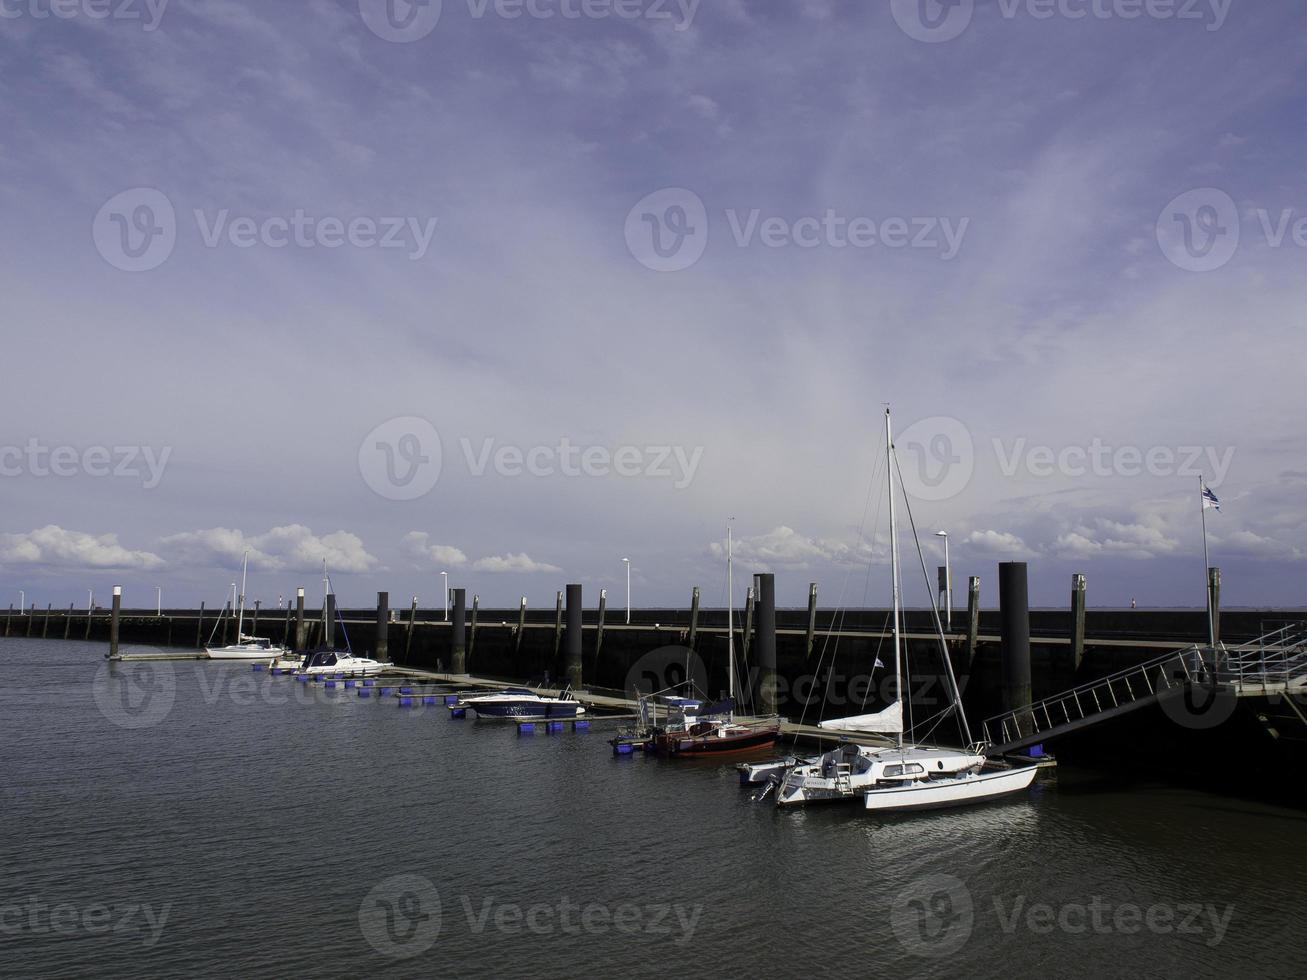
[[775, 408, 1037, 812], [205, 551, 288, 660]]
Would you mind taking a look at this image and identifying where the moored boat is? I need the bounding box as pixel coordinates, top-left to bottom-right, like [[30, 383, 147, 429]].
[[456, 687, 586, 720]]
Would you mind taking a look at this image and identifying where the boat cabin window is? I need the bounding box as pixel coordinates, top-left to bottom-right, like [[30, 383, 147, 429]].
[[883, 763, 926, 777]]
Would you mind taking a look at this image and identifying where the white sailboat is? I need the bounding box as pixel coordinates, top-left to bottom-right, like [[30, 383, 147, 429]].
[[296, 569, 387, 677], [205, 551, 288, 660], [776, 407, 1037, 811]]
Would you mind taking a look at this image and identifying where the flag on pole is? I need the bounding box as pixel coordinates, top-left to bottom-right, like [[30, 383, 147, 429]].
[[873, 657, 886, 670], [1202, 485, 1221, 512]]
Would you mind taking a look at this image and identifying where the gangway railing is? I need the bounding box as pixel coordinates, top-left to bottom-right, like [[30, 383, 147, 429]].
[[983, 646, 1209, 754]]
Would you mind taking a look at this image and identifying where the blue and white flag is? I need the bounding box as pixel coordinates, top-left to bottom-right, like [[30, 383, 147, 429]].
[[1202, 485, 1221, 512], [873, 657, 886, 670]]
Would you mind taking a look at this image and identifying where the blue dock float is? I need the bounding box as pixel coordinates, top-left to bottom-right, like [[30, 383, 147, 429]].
[[398, 696, 415, 707], [345, 679, 357, 689], [444, 694, 459, 704], [363, 679, 376, 687], [422, 695, 438, 705], [572, 720, 590, 731], [295, 675, 310, 683], [614, 741, 635, 755], [358, 689, 371, 698], [449, 706, 466, 718], [251, 663, 266, 672], [399, 686, 414, 695], [517, 722, 535, 734], [324, 680, 338, 689], [546, 721, 564, 732], [379, 686, 394, 696]]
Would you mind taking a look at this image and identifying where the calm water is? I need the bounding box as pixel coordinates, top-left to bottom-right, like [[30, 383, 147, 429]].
[[2, 638, 1304, 979]]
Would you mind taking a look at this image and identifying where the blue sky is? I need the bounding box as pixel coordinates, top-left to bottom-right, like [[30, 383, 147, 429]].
[[1, 0, 1305, 612]]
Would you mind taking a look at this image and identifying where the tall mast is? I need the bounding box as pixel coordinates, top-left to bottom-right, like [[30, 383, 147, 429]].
[[1200, 474, 1214, 648], [886, 407, 904, 751], [236, 550, 248, 641], [727, 521, 734, 705]]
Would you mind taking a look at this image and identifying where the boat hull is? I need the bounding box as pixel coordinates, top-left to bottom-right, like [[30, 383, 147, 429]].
[[862, 766, 1038, 812], [467, 701, 584, 720], [205, 645, 286, 661], [656, 727, 780, 757]]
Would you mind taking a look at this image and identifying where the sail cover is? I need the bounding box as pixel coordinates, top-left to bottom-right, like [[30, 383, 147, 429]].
[[817, 699, 903, 734]]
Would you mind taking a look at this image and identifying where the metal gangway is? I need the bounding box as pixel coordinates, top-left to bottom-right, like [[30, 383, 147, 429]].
[[983, 624, 1307, 755], [982, 646, 1212, 755]]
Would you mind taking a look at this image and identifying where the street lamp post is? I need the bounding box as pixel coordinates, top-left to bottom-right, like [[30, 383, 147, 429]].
[[441, 572, 449, 622], [621, 558, 631, 624], [935, 530, 951, 630], [18, 590, 24, 615], [156, 586, 162, 617]]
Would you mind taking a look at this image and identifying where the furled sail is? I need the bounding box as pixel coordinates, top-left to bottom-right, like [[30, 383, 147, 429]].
[[817, 699, 903, 734]]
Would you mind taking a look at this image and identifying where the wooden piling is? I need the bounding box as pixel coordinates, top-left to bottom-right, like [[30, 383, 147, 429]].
[[195, 601, 206, 648], [281, 603, 292, 647], [756, 574, 778, 716], [564, 584, 583, 690], [64, 603, 73, 640], [805, 582, 818, 659], [741, 586, 755, 665], [404, 596, 418, 664], [85, 598, 94, 641], [375, 591, 390, 662], [26, 604, 33, 637], [551, 590, 564, 668], [469, 594, 480, 664], [595, 588, 607, 661], [451, 589, 467, 673], [999, 563, 1032, 730], [514, 596, 527, 656], [965, 577, 980, 669], [1071, 573, 1086, 671], [687, 586, 700, 651], [294, 589, 306, 650], [1208, 567, 1221, 646], [3, 603, 10, 637], [42, 603, 51, 638], [250, 600, 260, 637], [108, 586, 122, 659]]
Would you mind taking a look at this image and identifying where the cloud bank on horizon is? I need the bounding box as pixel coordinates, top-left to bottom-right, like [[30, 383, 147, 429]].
[[1, 0, 1304, 610]]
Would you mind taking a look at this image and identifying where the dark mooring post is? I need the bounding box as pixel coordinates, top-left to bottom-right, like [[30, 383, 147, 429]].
[[281, 602, 291, 647], [26, 604, 33, 636], [404, 595, 418, 663], [756, 573, 778, 716], [687, 587, 701, 651], [551, 590, 564, 668], [805, 583, 818, 659], [565, 584, 583, 691], [42, 603, 51, 638], [294, 588, 306, 650], [325, 594, 336, 649], [64, 602, 73, 640], [999, 562, 1032, 732], [591, 588, 607, 681], [1070, 573, 1087, 671], [469, 594, 480, 664], [375, 591, 390, 662], [741, 586, 755, 665], [195, 601, 206, 648], [1208, 566, 1221, 646], [965, 577, 981, 668], [250, 600, 260, 637], [514, 596, 528, 655], [108, 586, 122, 660], [3, 603, 10, 637], [85, 596, 94, 641], [451, 588, 467, 674]]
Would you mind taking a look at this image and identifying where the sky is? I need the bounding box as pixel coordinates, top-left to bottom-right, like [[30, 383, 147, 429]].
[[1, 0, 1305, 613]]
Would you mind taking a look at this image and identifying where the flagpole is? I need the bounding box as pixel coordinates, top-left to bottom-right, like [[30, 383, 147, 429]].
[[1200, 474, 1214, 648]]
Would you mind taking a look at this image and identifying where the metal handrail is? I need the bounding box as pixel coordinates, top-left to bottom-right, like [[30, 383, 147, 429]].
[[982, 646, 1206, 746]]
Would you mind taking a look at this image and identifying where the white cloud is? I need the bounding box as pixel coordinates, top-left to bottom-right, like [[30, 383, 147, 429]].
[[710, 526, 872, 568], [0, 525, 164, 570], [964, 530, 1031, 557], [160, 525, 379, 573], [401, 531, 468, 567], [471, 553, 563, 574]]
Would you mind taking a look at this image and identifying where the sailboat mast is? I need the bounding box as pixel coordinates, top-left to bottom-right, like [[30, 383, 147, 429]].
[[727, 521, 734, 705], [236, 550, 248, 641], [1199, 474, 1215, 648], [886, 408, 904, 751]]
